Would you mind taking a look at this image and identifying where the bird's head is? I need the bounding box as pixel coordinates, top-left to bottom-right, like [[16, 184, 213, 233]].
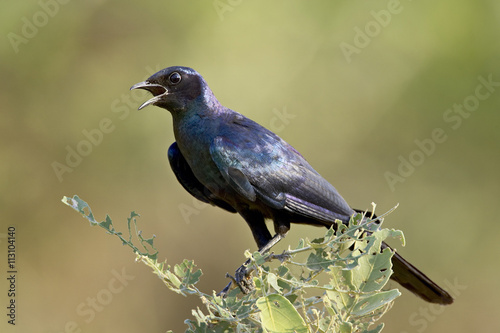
[[130, 66, 209, 112]]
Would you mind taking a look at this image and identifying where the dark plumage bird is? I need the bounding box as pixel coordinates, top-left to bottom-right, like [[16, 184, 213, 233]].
[[131, 66, 453, 305]]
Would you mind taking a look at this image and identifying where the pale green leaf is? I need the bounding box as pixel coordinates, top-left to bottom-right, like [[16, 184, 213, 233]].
[[339, 321, 353, 333], [267, 272, 282, 292], [256, 294, 307, 333], [351, 289, 400, 317], [352, 247, 393, 292]]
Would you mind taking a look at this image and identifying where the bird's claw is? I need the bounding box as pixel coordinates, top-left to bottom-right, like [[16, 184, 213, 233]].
[[218, 263, 254, 297], [220, 251, 291, 296], [233, 262, 254, 294], [217, 280, 233, 298]]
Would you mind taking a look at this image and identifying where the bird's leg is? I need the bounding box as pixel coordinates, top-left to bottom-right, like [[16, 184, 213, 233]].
[[219, 213, 289, 296], [218, 233, 287, 296], [232, 219, 290, 294], [256, 232, 285, 255]]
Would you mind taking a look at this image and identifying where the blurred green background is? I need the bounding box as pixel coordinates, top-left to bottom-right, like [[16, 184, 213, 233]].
[[1, 1, 499, 332]]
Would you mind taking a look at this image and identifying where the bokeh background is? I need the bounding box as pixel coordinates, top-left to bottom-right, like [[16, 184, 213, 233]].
[[1, 1, 499, 332]]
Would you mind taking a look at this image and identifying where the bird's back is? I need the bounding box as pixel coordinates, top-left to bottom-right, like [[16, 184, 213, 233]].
[[213, 109, 354, 224]]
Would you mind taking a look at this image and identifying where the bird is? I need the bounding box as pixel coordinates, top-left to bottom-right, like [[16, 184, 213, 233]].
[[130, 66, 453, 305]]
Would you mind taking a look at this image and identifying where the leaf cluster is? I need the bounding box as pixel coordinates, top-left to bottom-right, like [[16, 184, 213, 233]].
[[62, 196, 403, 333]]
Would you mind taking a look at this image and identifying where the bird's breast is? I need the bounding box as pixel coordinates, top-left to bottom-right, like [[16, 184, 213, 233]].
[[173, 117, 234, 201]]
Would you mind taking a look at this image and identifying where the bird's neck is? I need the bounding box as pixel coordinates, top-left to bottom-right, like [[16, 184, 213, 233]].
[[171, 99, 226, 150]]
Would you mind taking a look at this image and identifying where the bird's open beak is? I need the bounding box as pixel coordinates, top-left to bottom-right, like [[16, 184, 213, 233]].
[[130, 81, 168, 110]]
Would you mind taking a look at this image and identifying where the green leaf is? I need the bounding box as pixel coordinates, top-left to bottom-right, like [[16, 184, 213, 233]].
[[295, 238, 305, 250], [339, 321, 353, 333], [99, 215, 113, 230], [144, 237, 155, 247], [165, 270, 182, 289], [351, 289, 401, 317], [377, 228, 405, 247], [254, 251, 267, 266], [62, 195, 98, 225], [325, 225, 336, 239], [352, 246, 393, 292], [276, 265, 289, 277], [267, 272, 282, 293], [306, 248, 332, 271], [174, 260, 202, 285], [327, 268, 357, 313], [256, 294, 307, 333]]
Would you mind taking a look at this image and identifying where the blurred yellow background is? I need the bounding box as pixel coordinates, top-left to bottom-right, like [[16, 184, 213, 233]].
[[1, 1, 499, 332]]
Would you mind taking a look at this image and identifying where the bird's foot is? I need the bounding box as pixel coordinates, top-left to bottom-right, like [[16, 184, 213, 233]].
[[217, 280, 233, 298], [217, 260, 254, 297], [218, 246, 291, 297], [233, 260, 254, 294], [218, 261, 254, 297]]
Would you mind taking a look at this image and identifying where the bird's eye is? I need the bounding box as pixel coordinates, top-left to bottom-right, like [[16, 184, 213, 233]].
[[168, 72, 182, 85]]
